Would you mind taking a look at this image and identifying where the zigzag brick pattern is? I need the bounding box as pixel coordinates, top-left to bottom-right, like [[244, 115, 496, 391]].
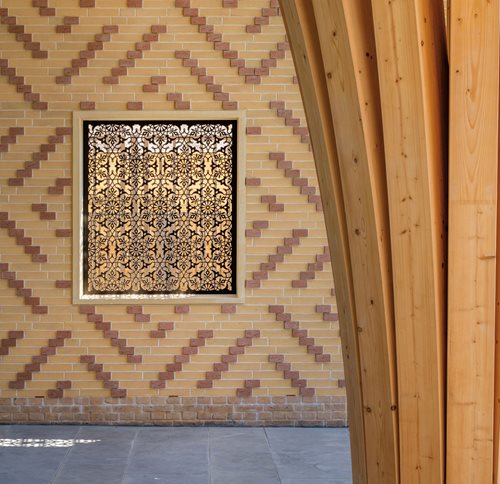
[[0, 212, 48, 263], [292, 246, 331, 289], [0, 7, 48, 58], [0, 0, 344, 427], [9, 331, 71, 390], [197, 329, 260, 389]]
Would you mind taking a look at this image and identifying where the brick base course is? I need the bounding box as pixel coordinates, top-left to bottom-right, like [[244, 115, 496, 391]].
[[0, 396, 346, 427]]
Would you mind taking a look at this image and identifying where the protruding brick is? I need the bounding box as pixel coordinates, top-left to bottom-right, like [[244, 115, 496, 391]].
[[103, 25, 118, 33], [111, 389, 126, 398], [80, 0, 95, 6], [47, 389, 62, 398], [127, 102, 143, 110], [269, 354, 284, 363], [9, 381, 25, 389], [229, 346, 244, 355], [32, 306, 48, 314], [175, 305, 189, 314], [151, 76, 166, 85], [80, 101, 95, 110], [246, 25, 261, 33], [237, 337, 252, 347], [245, 280, 260, 288], [190, 338, 205, 347], [175, 50, 190, 59], [57, 380, 71, 389], [245, 177, 260, 186], [150, 330, 165, 338], [236, 388, 251, 397], [205, 371, 221, 380], [245, 229, 261, 237], [198, 330, 213, 338], [245, 75, 261, 84], [174, 101, 190, 110], [221, 304, 236, 314], [244, 330, 260, 338], [222, 101, 237, 110], [79, 305, 95, 315], [102, 76, 119, 84], [197, 380, 213, 388], [245, 379, 260, 388], [254, 16, 269, 26], [8, 331, 24, 339], [80, 355, 95, 363], [246, 126, 261, 135], [159, 371, 174, 380], [151, 25, 167, 34], [300, 387, 315, 396], [214, 362, 228, 372]]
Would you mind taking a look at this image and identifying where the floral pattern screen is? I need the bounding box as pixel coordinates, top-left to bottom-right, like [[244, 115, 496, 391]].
[[83, 120, 237, 296]]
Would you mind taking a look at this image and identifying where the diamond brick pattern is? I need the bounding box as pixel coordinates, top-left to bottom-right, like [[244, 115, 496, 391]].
[[0, 0, 343, 425]]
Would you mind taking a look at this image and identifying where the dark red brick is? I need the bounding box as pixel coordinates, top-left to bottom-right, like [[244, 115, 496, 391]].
[[127, 102, 143, 110], [198, 330, 213, 338]]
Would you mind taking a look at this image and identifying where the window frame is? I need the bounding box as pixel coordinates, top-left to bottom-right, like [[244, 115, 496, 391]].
[[72, 110, 246, 304]]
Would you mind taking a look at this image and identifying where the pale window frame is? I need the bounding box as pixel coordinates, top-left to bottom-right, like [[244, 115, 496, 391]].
[[72, 111, 246, 304]]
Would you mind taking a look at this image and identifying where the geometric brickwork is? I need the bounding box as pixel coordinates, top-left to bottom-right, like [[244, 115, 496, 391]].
[[0, 0, 345, 424]]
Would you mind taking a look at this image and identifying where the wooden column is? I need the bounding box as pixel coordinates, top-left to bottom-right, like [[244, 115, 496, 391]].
[[279, 2, 367, 482], [447, 1, 500, 483], [370, 2, 447, 483]]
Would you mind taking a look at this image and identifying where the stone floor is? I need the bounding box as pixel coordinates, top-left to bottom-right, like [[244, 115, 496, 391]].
[[0, 424, 352, 483]]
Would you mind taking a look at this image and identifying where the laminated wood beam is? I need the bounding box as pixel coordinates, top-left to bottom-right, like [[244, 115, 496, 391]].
[[311, 1, 398, 482], [279, 2, 367, 482], [370, 2, 447, 483], [447, 1, 499, 483], [496, 182, 500, 484]]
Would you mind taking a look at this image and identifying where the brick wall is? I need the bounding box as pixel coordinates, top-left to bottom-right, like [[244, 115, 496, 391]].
[[0, 0, 345, 426]]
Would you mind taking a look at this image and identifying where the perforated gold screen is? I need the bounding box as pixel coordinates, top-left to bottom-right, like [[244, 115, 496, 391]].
[[83, 120, 237, 296]]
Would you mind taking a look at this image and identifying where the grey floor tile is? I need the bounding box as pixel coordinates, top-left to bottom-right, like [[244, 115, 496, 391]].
[[266, 428, 352, 482], [209, 428, 280, 483], [52, 432, 134, 484], [0, 447, 71, 484], [125, 429, 210, 484]]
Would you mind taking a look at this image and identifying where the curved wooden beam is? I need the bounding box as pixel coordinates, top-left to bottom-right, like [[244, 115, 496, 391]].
[[279, 2, 367, 482], [370, 1, 447, 483], [311, 1, 399, 482]]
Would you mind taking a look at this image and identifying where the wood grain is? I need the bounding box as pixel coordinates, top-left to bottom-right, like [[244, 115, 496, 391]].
[[370, 1, 447, 483], [312, 1, 398, 482], [447, 1, 499, 482], [279, 1, 367, 482]]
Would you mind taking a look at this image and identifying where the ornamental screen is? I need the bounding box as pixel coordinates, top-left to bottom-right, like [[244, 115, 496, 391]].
[[82, 120, 237, 296]]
